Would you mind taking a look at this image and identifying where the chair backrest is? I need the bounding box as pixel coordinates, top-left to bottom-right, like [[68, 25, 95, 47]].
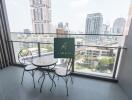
[[56, 58, 68, 66], [18, 49, 33, 65]]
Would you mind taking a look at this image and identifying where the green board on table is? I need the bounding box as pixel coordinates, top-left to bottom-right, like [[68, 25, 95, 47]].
[[54, 38, 75, 58]]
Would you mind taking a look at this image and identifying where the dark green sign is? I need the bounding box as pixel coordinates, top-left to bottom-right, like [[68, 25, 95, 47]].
[[54, 38, 75, 58]]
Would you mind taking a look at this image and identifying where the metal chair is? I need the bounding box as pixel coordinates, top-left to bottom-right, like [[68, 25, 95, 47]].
[[51, 58, 73, 96], [18, 49, 37, 88]]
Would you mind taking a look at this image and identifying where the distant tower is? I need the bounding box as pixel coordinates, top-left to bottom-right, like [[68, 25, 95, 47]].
[[85, 13, 103, 41], [112, 18, 126, 34], [58, 22, 63, 28], [64, 22, 70, 34], [102, 24, 109, 34], [24, 29, 31, 34], [56, 22, 69, 37], [30, 0, 51, 33]]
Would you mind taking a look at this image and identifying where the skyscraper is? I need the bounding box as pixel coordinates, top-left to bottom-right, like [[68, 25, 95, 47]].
[[58, 22, 63, 28], [102, 24, 109, 34], [85, 13, 103, 41], [24, 29, 31, 34], [30, 0, 51, 33], [112, 18, 126, 34]]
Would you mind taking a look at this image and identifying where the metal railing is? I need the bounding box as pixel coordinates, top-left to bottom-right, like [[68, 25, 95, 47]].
[[9, 32, 126, 79]]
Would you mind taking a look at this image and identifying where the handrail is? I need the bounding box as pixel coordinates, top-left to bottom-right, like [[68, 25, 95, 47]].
[[10, 32, 124, 36], [8, 40, 126, 49], [8, 40, 53, 44], [75, 45, 126, 49]]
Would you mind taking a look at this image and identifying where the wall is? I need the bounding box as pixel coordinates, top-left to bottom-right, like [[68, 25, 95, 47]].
[[118, 18, 132, 100]]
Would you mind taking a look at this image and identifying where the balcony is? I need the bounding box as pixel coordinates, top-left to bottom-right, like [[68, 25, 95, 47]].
[[10, 32, 125, 80], [1, 32, 128, 100], [0, 31, 130, 100], [1, 0, 132, 99]]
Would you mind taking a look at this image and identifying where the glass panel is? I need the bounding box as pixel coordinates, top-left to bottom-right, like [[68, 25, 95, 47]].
[[12, 42, 38, 64], [11, 32, 56, 43], [74, 46, 118, 77], [40, 43, 54, 56]]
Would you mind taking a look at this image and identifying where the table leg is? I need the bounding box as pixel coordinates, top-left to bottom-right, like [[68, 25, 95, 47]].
[[40, 71, 45, 92], [38, 71, 44, 83], [50, 73, 55, 92], [48, 72, 56, 87]]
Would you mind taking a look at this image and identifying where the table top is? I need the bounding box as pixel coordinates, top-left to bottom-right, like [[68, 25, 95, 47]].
[[32, 55, 58, 67]]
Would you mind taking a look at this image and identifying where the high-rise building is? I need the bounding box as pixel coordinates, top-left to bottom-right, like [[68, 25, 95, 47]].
[[102, 24, 109, 34], [64, 22, 70, 34], [30, 0, 51, 33], [24, 29, 31, 34], [112, 18, 126, 34], [85, 13, 103, 41], [58, 22, 63, 28], [56, 22, 69, 37]]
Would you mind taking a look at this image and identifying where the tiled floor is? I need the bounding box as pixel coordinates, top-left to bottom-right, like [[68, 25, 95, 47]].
[[0, 66, 128, 100]]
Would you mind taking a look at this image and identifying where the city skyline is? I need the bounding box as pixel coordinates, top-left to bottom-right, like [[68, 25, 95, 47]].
[[5, 0, 131, 32]]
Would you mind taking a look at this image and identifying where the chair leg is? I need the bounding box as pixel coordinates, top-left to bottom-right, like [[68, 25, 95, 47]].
[[65, 77, 69, 96], [40, 72, 45, 93], [32, 70, 35, 88], [70, 75, 73, 84], [48, 72, 56, 87], [21, 69, 25, 85], [58, 76, 59, 80], [50, 74, 55, 92], [38, 71, 44, 83]]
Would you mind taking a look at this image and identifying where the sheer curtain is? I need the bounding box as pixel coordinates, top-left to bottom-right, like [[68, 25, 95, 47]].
[[0, 0, 15, 69]]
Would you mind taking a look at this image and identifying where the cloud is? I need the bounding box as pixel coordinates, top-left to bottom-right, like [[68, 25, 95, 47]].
[[69, 0, 90, 8]]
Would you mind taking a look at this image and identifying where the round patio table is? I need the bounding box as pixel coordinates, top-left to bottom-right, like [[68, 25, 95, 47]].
[[32, 55, 57, 92]]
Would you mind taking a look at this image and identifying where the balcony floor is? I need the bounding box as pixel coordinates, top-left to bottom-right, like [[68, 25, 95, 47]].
[[0, 66, 128, 100]]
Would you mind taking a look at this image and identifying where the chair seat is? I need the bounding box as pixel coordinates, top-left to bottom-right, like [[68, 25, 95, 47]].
[[25, 65, 37, 71], [55, 68, 71, 76], [39, 65, 55, 70]]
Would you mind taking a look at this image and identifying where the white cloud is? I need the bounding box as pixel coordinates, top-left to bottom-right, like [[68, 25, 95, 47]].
[[70, 0, 90, 8]]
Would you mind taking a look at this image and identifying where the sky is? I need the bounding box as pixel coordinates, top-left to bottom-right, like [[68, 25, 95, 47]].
[[5, 0, 131, 32]]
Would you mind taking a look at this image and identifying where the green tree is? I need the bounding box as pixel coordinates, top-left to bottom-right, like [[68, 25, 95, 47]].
[[20, 49, 31, 57], [46, 44, 53, 52], [41, 44, 53, 52], [75, 52, 82, 60], [97, 57, 115, 71]]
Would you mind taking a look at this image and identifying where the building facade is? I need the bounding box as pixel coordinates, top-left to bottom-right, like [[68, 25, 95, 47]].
[[24, 29, 31, 33], [85, 13, 103, 41], [112, 18, 126, 34], [102, 24, 109, 34], [30, 0, 51, 33], [56, 22, 70, 37]]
